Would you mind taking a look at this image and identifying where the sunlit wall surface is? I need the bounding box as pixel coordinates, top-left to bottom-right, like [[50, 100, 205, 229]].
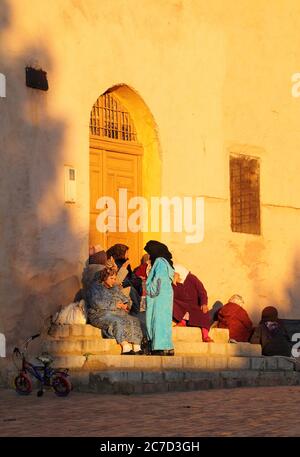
[[1, 0, 300, 346]]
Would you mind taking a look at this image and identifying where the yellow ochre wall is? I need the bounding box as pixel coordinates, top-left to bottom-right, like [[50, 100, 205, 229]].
[[1, 0, 300, 345]]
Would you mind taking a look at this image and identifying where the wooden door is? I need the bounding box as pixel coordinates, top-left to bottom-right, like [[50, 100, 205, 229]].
[[89, 146, 142, 268]]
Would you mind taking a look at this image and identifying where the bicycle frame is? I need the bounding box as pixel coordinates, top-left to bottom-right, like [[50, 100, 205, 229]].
[[14, 334, 69, 385], [21, 358, 55, 384]]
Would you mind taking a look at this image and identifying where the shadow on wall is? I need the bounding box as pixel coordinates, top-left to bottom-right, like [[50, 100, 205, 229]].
[[0, 1, 82, 352], [209, 300, 223, 324], [248, 251, 300, 328], [283, 253, 300, 319]]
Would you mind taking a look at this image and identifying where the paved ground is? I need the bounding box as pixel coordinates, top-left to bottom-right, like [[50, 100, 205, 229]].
[[0, 386, 299, 437]]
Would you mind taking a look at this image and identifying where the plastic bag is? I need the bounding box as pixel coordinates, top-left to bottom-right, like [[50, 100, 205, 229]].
[[53, 299, 87, 325]]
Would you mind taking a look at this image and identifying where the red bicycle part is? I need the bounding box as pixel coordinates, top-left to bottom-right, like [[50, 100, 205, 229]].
[[51, 375, 72, 397], [14, 372, 32, 395]]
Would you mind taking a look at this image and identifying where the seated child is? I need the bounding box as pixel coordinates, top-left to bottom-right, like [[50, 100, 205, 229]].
[[250, 306, 291, 356]]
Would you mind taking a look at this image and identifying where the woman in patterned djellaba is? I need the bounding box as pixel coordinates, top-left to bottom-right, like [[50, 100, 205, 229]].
[[86, 267, 143, 355]]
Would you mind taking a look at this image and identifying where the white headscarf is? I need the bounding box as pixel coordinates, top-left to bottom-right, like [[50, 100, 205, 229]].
[[229, 294, 244, 306], [174, 264, 190, 283]]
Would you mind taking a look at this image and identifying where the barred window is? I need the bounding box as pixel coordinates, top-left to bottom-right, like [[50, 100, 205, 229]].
[[90, 93, 137, 142], [230, 155, 261, 235]]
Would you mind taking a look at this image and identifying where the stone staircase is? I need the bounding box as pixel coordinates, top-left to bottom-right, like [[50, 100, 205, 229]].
[[1, 324, 299, 394], [44, 324, 262, 369], [41, 324, 298, 394]]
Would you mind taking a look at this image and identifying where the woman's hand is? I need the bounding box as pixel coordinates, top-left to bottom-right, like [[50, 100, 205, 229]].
[[173, 272, 180, 285], [116, 302, 129, 312], [201, 304, 209, 314]]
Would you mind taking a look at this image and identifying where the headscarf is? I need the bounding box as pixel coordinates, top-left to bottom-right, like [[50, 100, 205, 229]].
[[261, 306, 278, 322], [89, 250, 107, 265], [106, 244, 129, 260], [144, 240, 173, 267], [260, 306, 280, 336], [173, 264, 190, 283], [228, 294, 244, 307]]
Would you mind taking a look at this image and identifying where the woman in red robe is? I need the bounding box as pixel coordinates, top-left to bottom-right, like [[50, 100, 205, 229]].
[[172, 264, 213, 342], [217, 295, 253, 342]]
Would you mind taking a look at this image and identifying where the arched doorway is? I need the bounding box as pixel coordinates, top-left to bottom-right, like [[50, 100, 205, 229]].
[[89, 90, 143, 266]]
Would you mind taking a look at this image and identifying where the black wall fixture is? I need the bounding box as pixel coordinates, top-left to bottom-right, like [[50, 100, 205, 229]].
[[25, 66, 48, 91]]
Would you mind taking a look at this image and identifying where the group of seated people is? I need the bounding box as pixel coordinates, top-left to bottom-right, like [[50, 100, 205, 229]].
[[77, 241, 293, 357]]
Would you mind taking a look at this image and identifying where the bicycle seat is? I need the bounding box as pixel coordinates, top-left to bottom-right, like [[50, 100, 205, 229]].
[[36, 353, 53, 364]]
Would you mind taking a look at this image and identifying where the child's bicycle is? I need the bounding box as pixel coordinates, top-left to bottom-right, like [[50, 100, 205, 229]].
[[13, 333, 72, 397]]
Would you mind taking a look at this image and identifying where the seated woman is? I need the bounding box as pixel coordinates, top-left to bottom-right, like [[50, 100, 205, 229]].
[[172, 264, 213, 342], [106, 243, 142, 314], [86, 267, 143, 355], [250, 306, 291, 356], [216, 294, 253, 342]]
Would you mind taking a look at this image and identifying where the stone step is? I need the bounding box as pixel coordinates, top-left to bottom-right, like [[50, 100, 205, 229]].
[[175, 342, 261, 356], [70, 368, 300, 394], [44, 325, 259, 359], [51, 353, 296, 372], [48, 324, 101, 339], [47, 324, 229, 343], [44, 336, 261, 358], [175, 326, 229, 343], [1, 355, 299, 394], [43, 338, 120, 355]]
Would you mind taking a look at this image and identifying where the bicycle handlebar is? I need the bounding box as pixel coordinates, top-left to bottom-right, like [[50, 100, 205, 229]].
[[13, 334, 41, 357], [22, 333, 41, 350]]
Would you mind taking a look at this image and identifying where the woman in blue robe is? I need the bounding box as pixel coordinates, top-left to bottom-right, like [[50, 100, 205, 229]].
[[144, 241, 175, 355]]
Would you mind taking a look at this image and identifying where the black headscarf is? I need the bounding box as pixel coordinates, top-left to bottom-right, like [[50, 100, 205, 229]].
[[260, 306, 280, 336], [144, 240, 173, 268], [261, 306, 278, 322]]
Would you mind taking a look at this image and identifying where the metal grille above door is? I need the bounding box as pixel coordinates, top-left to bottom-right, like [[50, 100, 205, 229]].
[[230, 154, 261, 235], [90, 93, 138, 142]]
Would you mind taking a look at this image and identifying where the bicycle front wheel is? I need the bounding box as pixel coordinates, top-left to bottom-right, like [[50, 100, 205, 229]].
[[52, 375, 72, 397], [14, 373, 32, 395]]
